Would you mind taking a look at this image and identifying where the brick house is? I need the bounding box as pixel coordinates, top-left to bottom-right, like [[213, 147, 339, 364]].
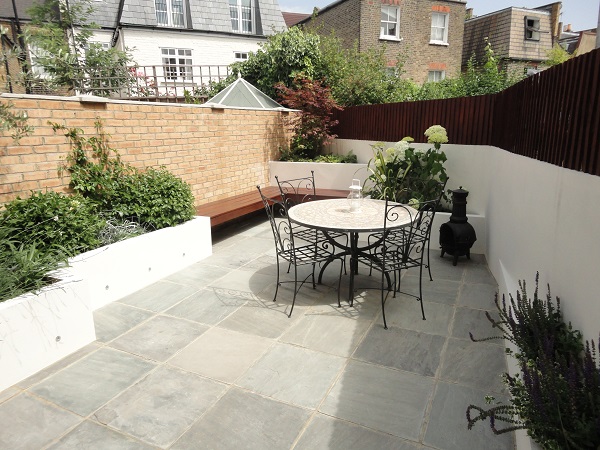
[[462, 2, 562, 75], [298, 0, 467, 84]]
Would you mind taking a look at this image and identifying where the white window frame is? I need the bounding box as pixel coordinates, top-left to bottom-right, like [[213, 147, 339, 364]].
[[161, 48, 192, 81], [430, 12, 449, 45], [155, 0, 186, 28], [525, 16, 540, 41], [230, 0, 254, 34], [380, 6, 400, 41], [234, 51, 249, 61], [428, 70, 446, 82]]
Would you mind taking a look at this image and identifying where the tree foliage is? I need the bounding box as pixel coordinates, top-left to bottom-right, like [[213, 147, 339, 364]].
[[25, 0, 135, 95], [544, 43, 575, 67], [275, 76, 342, 159]]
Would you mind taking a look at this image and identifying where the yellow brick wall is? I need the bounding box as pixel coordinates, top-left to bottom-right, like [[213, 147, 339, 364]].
[[0, 95, 292, 207]]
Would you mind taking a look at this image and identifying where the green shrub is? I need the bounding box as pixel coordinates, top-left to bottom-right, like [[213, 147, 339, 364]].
[[112, 168, 195, 230], [0, 228, 67, 303], [55, 122, 196, 230], [0, 191, 104, 256]]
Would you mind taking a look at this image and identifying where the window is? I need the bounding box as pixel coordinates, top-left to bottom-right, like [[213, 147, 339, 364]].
[[430, 12, 449, 44], [230, 0, 253, 34], [380, 6, 399, 40], [234, 51, 249, 61], [161, 48, 192, 81], [525, 17, 540, 40], [155, 0, 185, 28], [428, 70, 445, 82]]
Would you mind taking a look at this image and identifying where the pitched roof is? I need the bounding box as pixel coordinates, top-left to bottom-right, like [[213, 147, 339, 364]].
[[0, 0, 40, 21], [282, 11, 311, 27], [205, 77, 285, 110]]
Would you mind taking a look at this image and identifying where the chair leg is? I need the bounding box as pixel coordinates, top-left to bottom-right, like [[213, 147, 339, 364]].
[[426, 239, 433, 281], [418, 259, 426, 321], [381, 271, 388, 329], [289, 264, 298, 318], [337, 258, 343, 308], [273, 254, 281, 303]]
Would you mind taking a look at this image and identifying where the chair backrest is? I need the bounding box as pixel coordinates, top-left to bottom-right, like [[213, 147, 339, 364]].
[[275, 171, 317, 209], [383, 178, 447, 261], [257, 185, 294, 254]]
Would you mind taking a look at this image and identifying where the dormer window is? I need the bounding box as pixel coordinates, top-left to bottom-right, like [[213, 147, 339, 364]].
[[155, 0, 185, 28], [525, 17, 540, 41], [230, 0, 253, 34]]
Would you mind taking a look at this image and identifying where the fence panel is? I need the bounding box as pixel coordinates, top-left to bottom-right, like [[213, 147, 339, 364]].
[[332, 48, 600, 176]]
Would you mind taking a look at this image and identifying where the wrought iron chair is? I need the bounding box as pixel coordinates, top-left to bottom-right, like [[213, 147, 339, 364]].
[[368, 178, 447, 281], [362, 179, 446, 329], [275, 171, 348, 273], [257, 186, 344, 317]]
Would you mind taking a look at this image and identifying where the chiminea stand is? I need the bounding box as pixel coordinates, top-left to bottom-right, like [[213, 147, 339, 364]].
[[439, 187, 477, 266]]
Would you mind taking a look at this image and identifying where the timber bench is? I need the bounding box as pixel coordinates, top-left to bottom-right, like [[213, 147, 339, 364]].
[[196, 186, 349, 228]]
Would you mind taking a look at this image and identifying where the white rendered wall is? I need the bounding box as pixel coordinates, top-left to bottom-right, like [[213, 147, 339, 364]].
[[329, 139, 600, 343], [119, 29, 264, 67]]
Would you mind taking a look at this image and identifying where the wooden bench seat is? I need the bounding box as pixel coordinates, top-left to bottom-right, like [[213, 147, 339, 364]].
[[196, 186, 349, 228]]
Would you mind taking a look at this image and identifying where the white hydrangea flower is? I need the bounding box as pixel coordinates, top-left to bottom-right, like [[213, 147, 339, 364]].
[[424, 125, 448, 145]]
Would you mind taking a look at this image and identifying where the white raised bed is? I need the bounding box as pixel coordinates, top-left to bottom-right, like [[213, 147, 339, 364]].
[[0, 216, 212, 392]]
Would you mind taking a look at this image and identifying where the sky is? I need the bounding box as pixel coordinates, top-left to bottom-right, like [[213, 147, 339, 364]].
[[278, 0, 599, 32]]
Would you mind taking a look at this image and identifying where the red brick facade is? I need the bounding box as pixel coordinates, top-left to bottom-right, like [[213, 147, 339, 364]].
[[303, 0, 466, 83]]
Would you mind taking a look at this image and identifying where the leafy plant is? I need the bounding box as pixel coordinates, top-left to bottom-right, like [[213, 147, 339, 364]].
[[365, 125, 449, 203], [55, 121, 195, 230], [0, 191, 104, 256], [0, 101, 34, 142], [0, 226, 67, 303], [111, 168, 196, 230], [98, 217, 147, 246], [25, 0, 135, 96], [544, 44, 575, 67], [467, 273, 600, 449], [275, 76, 342, 160]]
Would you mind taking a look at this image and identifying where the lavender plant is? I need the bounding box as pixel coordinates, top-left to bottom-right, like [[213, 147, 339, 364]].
[[467, 273, 600, 449]]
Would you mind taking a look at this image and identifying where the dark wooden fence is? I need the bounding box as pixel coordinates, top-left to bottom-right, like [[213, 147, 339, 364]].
[[331, 48, 600, 176]]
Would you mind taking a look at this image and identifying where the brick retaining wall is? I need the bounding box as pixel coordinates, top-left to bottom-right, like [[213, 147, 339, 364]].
[[0, 95, 292, 207]]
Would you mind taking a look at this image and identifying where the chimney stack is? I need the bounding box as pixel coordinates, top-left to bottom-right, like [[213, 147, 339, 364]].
[[563, 23, 572, 32], [466, 8, 473, 19]]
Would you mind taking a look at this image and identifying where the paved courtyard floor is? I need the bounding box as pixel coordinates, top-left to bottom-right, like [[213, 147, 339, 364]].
[[0, 215, 515, 449]]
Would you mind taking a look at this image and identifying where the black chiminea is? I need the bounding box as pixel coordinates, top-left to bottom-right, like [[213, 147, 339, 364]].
[[440, 187, 477, 266]]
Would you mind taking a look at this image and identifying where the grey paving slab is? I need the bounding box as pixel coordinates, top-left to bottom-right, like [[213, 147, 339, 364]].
[[109, 314, 208, 362], [399, 274, 461, 305], [95, 366, 226, 448], [458, 283, 498, 310], [208, 267, 275, 294], [30, 348, 156, 416], [320, 360, 434, 440], [452, 306, 503, 344], [236, 342, 346, 409], [216, 300, 304, 339], [93, 302, 155, 343], [463, 261, 497, 285], [169, 327, 273, 383], [294, 413, 421, 450], [0, 393, 81, 450], [354, 326, 446, 377], [383, 295, 454, 336], [439, 338, 508, 394], [163, 262, 231, 289], [280, 314, 372, 357], [202, 236, 273, 270], [16, 342, 102, 389], [118, 280, 198, 312], [406, 254, 465, 281], [171, 388, 311, 450], [47, 420, 153, 449], [0, 386, 19, 404], [165, 286, 247, 325], [424, 382, 514, 450]]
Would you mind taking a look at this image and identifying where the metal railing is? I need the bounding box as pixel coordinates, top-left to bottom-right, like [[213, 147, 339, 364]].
[[72, 64, 232, 102]]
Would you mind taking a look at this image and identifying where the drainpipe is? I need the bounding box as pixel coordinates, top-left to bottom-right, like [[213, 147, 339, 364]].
[[111, 0, 127, 48]]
